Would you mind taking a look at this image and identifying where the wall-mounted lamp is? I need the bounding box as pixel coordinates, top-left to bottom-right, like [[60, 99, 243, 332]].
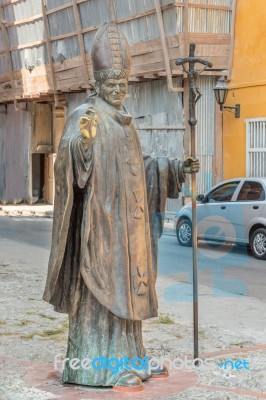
[[214, 77, 240, 118]]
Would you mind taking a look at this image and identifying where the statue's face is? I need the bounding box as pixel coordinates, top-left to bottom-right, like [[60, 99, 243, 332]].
[[96, 78, 128, 109]]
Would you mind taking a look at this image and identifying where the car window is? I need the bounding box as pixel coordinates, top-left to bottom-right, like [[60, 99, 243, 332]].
[[237, 181, 265, 201], [207, 181, 240, 202]]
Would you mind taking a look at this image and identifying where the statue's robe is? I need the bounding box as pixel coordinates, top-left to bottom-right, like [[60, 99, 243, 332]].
[[43, 94, 185, 386]]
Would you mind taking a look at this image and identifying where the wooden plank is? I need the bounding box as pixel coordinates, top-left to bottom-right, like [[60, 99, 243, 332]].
[[55, 65, 85, 80], [178, 32, 231, 44], [227, 0, 237, 80], [41, 0, 58, 106], [188, 3, 232, 12], [137, 125, 185, 130], [4, 14, 43, 28], [56, 82, 86, 92], [158, 70, 183, 77], [0, 103, 31, 203], [0, 0, 24, 6], [53, 106, 65, 153], [128, 77, 142, 82], [131, 61, 165, 75], [177, 43, 230, 57], [0, 6, 17, 107], [53, 56, 82, 71], [45, 2, 73, 16], [0, 40, 46, 54], [32, 103, 52, 152], [73, 0, 90, 92], [0, 73, 11, 83], [130, 59, 187, 76], [10, 65, 51, 82], [81, 24, 101, 35], [49, 31, 78, 42], [130, 46, 183, 70], [130, 36, 179, 57], [184, 0, 189, 55]]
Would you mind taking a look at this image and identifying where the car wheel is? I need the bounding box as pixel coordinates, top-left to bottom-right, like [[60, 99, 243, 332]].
[[250, 228, 266, 260], [176, 219, 192, 247]]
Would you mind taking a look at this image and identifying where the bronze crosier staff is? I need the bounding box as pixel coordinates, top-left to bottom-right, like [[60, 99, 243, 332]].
[[176, 43, 212, 360]]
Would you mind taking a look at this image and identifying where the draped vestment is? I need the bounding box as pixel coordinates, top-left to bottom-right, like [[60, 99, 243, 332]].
[[43, 94, 185, 385]]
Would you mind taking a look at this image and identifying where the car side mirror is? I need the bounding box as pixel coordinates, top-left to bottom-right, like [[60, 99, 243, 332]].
[[196, 194, 205, 203]]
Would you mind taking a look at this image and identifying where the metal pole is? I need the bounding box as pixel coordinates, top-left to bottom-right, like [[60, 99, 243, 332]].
[[190, 124, 198, 359], [176, 43, 212, 361]]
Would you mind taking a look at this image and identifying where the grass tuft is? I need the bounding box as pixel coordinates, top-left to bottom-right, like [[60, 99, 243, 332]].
[[158, 315, 175, 324], [20, 319, 69, 341]]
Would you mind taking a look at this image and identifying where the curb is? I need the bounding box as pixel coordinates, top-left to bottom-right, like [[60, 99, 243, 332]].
[[0, 211, 176, 226], [0, 210, 53, 218]]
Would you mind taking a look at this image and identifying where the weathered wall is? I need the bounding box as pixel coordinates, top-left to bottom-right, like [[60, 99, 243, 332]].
[[223, 0, 266, 179], [126, 78, 184, 157], [0, 104, 31, 203], [127, 78, 185, 211]]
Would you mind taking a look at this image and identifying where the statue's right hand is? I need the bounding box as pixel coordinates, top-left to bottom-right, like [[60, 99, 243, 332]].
[[79, 107, 98, 141]]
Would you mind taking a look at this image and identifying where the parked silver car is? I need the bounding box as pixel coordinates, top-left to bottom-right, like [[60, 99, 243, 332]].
[[174, 178, 266, 260]]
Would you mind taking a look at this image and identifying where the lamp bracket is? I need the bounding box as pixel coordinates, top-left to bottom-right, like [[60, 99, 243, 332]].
[[223, 104, 240, 118]]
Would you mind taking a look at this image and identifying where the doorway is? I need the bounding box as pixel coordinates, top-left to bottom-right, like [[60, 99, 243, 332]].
[[32, 153, 45, 202]]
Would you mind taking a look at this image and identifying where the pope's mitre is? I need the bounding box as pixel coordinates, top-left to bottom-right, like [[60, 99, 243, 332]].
[[91, 22, 131, 81]]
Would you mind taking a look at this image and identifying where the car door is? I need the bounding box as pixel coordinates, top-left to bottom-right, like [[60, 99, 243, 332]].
[[227, 179, 266, 243], [197, 180, 241, 242]]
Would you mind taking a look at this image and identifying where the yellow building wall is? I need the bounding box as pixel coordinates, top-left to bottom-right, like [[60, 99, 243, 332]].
[[223, 0, 266, 179]]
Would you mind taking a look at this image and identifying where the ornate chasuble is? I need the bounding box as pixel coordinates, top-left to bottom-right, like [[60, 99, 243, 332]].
[[78, 97, 158, 321]]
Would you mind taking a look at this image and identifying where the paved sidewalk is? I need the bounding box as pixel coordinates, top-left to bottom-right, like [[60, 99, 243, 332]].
[[0, 204, 175, 230], [0, 203, 53, 218], [0, 203, 176, 235]]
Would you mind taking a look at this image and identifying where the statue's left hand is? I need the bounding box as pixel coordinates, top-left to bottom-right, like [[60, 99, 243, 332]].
[[183, 156, 200, 174]]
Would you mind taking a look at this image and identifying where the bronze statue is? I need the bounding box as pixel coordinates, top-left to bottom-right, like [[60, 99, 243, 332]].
[[43, 22, 199, 390]]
